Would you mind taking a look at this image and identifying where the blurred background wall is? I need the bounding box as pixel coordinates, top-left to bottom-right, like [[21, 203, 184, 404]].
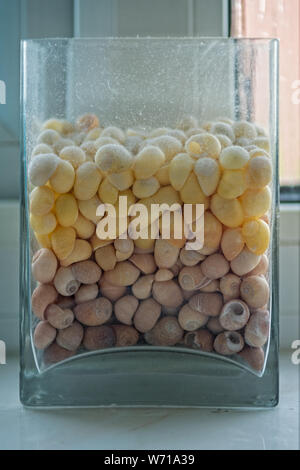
[[1, 0, 299, 197], [0, 0, 229, 199]]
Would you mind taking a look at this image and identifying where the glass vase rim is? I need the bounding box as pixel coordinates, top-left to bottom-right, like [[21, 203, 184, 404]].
[[21, 37, 279, 45]]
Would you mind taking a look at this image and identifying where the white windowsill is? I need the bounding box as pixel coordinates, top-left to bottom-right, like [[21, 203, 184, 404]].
[[0, 352, 298, 449], [0, 200, 299, 353]]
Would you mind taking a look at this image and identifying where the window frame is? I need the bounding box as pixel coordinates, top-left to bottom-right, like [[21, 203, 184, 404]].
[[280, 186, 300, 203], [229, 0, 300, 202]]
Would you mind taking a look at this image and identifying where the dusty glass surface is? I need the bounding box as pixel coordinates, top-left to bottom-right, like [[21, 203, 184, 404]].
[[20, 38, 279, 407]]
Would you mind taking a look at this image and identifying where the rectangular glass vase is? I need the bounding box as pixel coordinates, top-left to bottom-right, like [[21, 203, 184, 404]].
[[20, 38, 279, 408]]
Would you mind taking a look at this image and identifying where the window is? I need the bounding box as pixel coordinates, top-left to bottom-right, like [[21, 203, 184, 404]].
[[231, 0, 300, 196]]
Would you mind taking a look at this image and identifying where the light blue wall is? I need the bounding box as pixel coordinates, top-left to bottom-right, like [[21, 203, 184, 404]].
[[0, 0, 73, 198], [0, 0, 21, 198], [0, 0, 228, 198], [21, 0, 73, 38], [0, 0, 20, 139], [74, 0, 229, 37]]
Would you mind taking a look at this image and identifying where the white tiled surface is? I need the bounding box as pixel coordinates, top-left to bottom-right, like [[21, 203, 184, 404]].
[[0, 352, 298, 450]]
